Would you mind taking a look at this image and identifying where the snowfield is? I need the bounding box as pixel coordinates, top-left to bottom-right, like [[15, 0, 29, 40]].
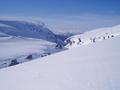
[[0, 19, 67, 69], [0, 20, 120, 90], [0, 37, 56, 59], [65, 25, 120, 48], [0, 35, 120, 90], [0, 36, 59, 68]]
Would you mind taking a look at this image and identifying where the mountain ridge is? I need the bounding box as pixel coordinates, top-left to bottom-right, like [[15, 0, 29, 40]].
[[0, 19, 67, 44]]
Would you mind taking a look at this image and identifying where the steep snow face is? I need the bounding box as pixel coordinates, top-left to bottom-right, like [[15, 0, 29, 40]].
[[0, 20, 58, 42], [0, 36, 120, 90], [65, 25, 120, 48]]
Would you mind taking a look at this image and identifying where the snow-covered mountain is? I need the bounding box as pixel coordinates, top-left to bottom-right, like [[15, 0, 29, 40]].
[[0, 20, 66, 43], [65, 25, 120, 48], [0, 32, 120, 90], [0, 23, 120, 69], [0, 19, 68, 69]]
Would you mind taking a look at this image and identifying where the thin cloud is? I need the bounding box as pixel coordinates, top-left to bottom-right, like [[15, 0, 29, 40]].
[[38, 14, 120, 33], [0, 14, 120, 34]]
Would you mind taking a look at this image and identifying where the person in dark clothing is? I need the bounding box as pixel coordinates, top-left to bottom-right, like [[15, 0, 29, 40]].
[[78, 38, 81, 42], [66, 39, 72, 45], [93, 38, 96, 43], [103, 36, 105, 40]]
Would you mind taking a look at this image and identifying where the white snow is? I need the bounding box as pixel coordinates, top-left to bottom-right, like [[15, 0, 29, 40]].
[[0, 19, 66, 69], [65, 25, 120, 48], [0, 35, 120, 90], [0, 37, 56, 59], [0, 20, 58, 42], [0, 20, 120, 90], [0, 36, 57, 68]]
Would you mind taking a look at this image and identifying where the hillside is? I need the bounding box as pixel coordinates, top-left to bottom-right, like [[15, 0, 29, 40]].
[[0, 20, 67, 43], [0, 19, 67, 69], [0, 36, 59, 68], [0, 35, 120, 90], [65, 25, 120, 48]]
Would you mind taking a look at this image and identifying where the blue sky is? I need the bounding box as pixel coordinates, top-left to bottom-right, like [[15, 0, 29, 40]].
[[0, 0, 120, 16], [0, 0, 120, 33]]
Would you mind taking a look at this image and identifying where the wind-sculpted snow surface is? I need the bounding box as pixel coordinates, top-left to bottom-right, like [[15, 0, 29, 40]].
[[0, 35, 120, 90], [65, 25, 120, 48]]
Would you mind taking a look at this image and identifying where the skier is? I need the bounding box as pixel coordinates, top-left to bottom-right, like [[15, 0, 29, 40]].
[[93, 37, 96, 43], [77, 38, 82, 45], [103, 36, 105, 40], [66, 39, 72, 45], [111, 35, 114, 37], [90, 37, 96, 43], [78, 38, 81, 42]]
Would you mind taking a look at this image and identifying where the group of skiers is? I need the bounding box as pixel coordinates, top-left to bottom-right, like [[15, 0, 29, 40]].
[[66, 33, 115, 46], [65, 38, 82, 46]]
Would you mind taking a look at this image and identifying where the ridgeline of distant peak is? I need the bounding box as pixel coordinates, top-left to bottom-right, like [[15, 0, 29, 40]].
[[0, 19, 67, 43]]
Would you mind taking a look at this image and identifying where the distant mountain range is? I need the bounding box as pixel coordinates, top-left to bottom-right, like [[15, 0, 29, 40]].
[[0, 19, 72, 69], [0, 20, 71, 44]]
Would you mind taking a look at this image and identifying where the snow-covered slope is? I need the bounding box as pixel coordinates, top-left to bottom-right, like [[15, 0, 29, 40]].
[[0, 20, 62, 43], [65, 25, 120, 48], [0, 19, 67, 69], [0, 35, 120, 90], [0, 36, 57, 59], [0, 36, 60, 69]]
